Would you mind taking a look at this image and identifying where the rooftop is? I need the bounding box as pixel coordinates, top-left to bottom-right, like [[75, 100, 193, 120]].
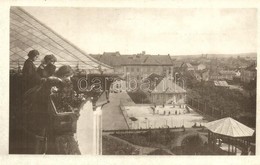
[[91, 53, 173, 66], [151, 77, 186, 94], [219, 70, 237, 75], [10, 7, 113, 71]]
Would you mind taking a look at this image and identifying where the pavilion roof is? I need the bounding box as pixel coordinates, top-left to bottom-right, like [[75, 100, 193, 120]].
[[205, 117, 254, 137]]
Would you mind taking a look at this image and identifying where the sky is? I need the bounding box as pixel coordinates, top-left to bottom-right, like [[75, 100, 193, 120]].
[[23, 7, 257, 55]]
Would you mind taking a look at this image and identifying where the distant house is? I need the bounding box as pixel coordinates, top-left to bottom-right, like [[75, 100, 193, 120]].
[[210, 71, 220, 80], [214, 80, 229, 87], [210, 70, 237, 81], [193, 72, 202, 81], [171, 60, 184, 72], [144, 75, 187, 107], [196, 64, 206, 70], [235, 70, 241, 77], [183, 62, 206, 72], [184, 63, 195, 71], [201, 69, 210, 81], [219, 70, 237, 80], [241, 64, 257, 83]]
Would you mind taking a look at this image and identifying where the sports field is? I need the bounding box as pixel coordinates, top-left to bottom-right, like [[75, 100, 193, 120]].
[[123, 105, 208, 129]]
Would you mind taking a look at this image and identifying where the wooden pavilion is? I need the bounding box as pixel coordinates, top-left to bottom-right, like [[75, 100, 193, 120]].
[[205, 117, 255, 155]]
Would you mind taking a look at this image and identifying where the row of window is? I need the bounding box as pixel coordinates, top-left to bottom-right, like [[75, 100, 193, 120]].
[[153, 94, 184, 100]]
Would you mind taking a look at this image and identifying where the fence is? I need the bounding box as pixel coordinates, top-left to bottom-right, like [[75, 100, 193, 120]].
[[187, 96, 230, 119], [102, 126, 205, 134]]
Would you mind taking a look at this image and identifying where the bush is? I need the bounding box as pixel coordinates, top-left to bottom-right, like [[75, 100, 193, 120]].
[[102, 136, 136, 155], [112, 130, 175, 148]]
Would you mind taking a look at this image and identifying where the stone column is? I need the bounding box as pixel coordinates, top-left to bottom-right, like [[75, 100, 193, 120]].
[[93, 106, 102, 155], [77, 100, 103, 155]]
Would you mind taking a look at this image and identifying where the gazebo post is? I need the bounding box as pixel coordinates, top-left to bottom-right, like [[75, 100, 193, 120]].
[[228, 137, 230, 155], [212, 133, 214, 151], [231, 138, 234, 154], [208, 131, 211, 148], [235, 138, 237, 154], [211, 132, 213, 149], [247, 139, 250, 148]]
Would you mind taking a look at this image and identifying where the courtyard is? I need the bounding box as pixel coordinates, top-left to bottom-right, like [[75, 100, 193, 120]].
[[122, 105, 208, 129]]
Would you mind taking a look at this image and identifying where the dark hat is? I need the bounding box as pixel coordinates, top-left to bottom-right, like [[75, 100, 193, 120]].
[[44, 54, 57, 63], [55, 65, 74, 78], [28, 49, 39, 58]]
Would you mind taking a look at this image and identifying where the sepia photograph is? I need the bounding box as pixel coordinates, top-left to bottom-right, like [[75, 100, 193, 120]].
[[9, 6, 256, 156]]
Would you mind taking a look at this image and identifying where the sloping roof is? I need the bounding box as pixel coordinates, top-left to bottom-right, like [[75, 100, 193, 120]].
[[151, 77, 186, 94], [172, 61, 184, 68], [214, 80, 229, 87], [142, 73, 164, 92], [123, 55, 148, 65], [91, 54, 173, 67], [103, 52, 120, 56], [219, 70, 236, 75], [91, 54, 122, 67], [10, 7, 113, 71], [205, 117, 254, 137], [185, 63, 193, 68], [144, 55, 172, 65], [146, 73, 164, 87]]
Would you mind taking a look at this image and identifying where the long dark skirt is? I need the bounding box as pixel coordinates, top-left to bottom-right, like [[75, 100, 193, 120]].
[[54, 133, 81, 155]]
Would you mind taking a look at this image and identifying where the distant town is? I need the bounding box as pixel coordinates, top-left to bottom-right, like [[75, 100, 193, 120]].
[[87, 51, 257, 155]]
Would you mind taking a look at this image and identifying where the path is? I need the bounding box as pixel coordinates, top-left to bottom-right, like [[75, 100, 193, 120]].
[[102, 92, 133, 130]]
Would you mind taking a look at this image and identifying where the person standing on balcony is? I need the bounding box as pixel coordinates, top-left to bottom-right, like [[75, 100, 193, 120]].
[[22, 49, 42, 92], [37, 54, 57, 78], [23, 65, 83, 154]]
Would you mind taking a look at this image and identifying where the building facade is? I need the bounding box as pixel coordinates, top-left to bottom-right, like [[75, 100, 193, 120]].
[[91, 52, 174, 79], [144, 76, 187, 107]]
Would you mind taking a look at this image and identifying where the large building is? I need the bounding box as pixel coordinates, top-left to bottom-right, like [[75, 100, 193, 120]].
[[91, 52, 174, 80]]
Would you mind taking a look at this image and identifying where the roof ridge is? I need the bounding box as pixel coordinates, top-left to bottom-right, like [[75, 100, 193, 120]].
[[231, 118, 248, 137], [227, 118, 234, 137]]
